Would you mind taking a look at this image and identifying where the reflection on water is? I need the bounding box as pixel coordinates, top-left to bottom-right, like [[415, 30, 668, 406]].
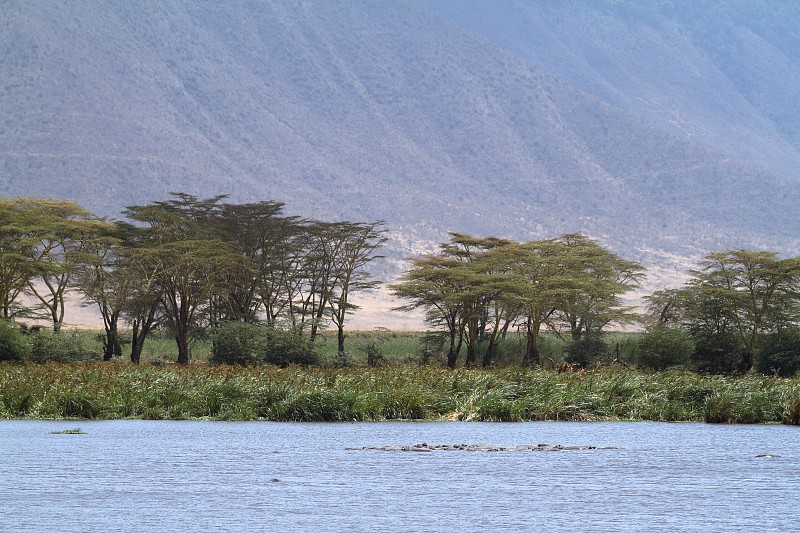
[[1, 421, 798, 532]]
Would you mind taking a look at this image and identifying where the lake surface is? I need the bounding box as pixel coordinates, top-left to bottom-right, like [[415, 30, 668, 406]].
[[1, 420, 798, 532]]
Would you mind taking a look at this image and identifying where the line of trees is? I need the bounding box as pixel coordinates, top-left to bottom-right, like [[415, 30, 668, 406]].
[[389, 233, 800, 374], [390, 233, 646, 368], [0, 194, 386, 364], [2, 193, 799, 375]]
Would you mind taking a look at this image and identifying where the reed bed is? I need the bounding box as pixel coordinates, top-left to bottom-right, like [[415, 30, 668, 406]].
[[1, 362, 798, 424]]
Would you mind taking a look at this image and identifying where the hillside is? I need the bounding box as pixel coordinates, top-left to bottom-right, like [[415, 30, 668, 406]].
[[2, 0, 800, 299]]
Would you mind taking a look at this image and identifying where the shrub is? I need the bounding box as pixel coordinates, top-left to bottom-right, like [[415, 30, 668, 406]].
[[537, 334, 566, 368], [757, 329, 800, 377], [210, 322, 262, 366], [210, 322, 320, 367], [261, 328, 319, 367], [691, 331, 741, 374], [564, 335, 608, 368], [635, 325, 694, 371], [0, 320, 30, 362], [27, 330, 100, 363]]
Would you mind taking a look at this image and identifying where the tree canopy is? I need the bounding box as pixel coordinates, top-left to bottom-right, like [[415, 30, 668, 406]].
[[0, 194, 386, 365], [391, 232, 644, 368]]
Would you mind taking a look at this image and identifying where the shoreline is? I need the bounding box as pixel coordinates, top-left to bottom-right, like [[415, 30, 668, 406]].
[[2, 363, 798, 424]]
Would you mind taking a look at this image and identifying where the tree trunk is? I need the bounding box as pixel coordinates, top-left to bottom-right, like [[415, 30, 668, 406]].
[[52, 307, 62, 333], [447, 333, 456, 369], [500, 319, 512, 340], [464, 317, 478, 367], [129, 305, 157, 365], [103, 329, 115, 361], [482, 340, 497, 368], [337, 325, 345, 355], [102, 315, 122, 361], [570, 317, 582, 342], [522, 326, 540, 366], [176, 327, 190, 365], [52, 291, 65, 333], [737, 349, 754, 374], [465, 342, 477, 367], [130, 321, 143, 365], [310, 301, 326, 342], [130, 340, 143, 365], [447, 329, 461, 369]]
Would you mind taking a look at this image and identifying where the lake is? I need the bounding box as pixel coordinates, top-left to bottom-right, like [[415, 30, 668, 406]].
[[1, 420, 798, 532]]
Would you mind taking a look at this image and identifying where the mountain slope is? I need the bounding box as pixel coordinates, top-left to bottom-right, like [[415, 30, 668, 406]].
[[428, 0, 800, 184], [1, 0, 799, 284]]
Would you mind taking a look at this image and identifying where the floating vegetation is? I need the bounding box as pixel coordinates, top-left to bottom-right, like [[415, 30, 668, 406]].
[[50, 428, 86, 434]]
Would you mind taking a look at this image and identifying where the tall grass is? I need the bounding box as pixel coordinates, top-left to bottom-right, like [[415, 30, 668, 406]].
[[2, 363, 798, 424]]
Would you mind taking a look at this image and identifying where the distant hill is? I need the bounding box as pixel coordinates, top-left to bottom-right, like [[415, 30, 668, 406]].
[[2, 0, 800, 296]]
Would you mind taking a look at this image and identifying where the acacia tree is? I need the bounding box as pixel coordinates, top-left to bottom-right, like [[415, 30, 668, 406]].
[[117, 238, 164, 365], [125, 194, 246, 364], [500, 239, 581, 366], [317, 221, 387, 355], [391, 233, 514, 368], [212, 201, 303, 325], [297, 223, 337, 341], [75, 221, 163, 364], [274, 228, 318, 333], [441, 236, 511, 365], [74, 222, 127, 360], [21, 199, 113, 332], [0, 198, 43, 319], [390, 253, 472, 368], [393, 233, 643, 368], [441, 234, 515, 367], [157, 240, 245, 364], [688, 250, 800, 373], [643, 288, 688, 327], [475, 255, 530, 368], [549, 234, 645, 342]]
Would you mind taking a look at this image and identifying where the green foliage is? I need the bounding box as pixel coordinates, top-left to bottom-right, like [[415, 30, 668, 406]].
[[757, 329, 800, 377], [687, 250, 800, 373], [691, 331, 741, 374], [120, 194, 385, 364], [703, 380, 783, 424], [210, 322, 320, 367], [210, 322, 263, 366], [608, 332, 641, 364], [781, 384, 800, 425], [635, 326, 694, 371], [391, 233, 643, 368], [564, 335, 608, 368], [261, 328, 320, 367], [1, 363, 799, 424], [486, 334, 532, 367], [0, 320, 30, 362], [27, 330, 101, 364]]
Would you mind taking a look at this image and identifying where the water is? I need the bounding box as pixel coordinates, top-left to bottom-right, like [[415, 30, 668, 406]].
[[1, 421, 798, 532]]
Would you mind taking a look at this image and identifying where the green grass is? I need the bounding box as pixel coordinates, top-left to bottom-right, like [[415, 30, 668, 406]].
[[52, 329, 643, 368], [49, 427, 86, 434], [2, 362, 798, 424], [77, 328, 416, 366]]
